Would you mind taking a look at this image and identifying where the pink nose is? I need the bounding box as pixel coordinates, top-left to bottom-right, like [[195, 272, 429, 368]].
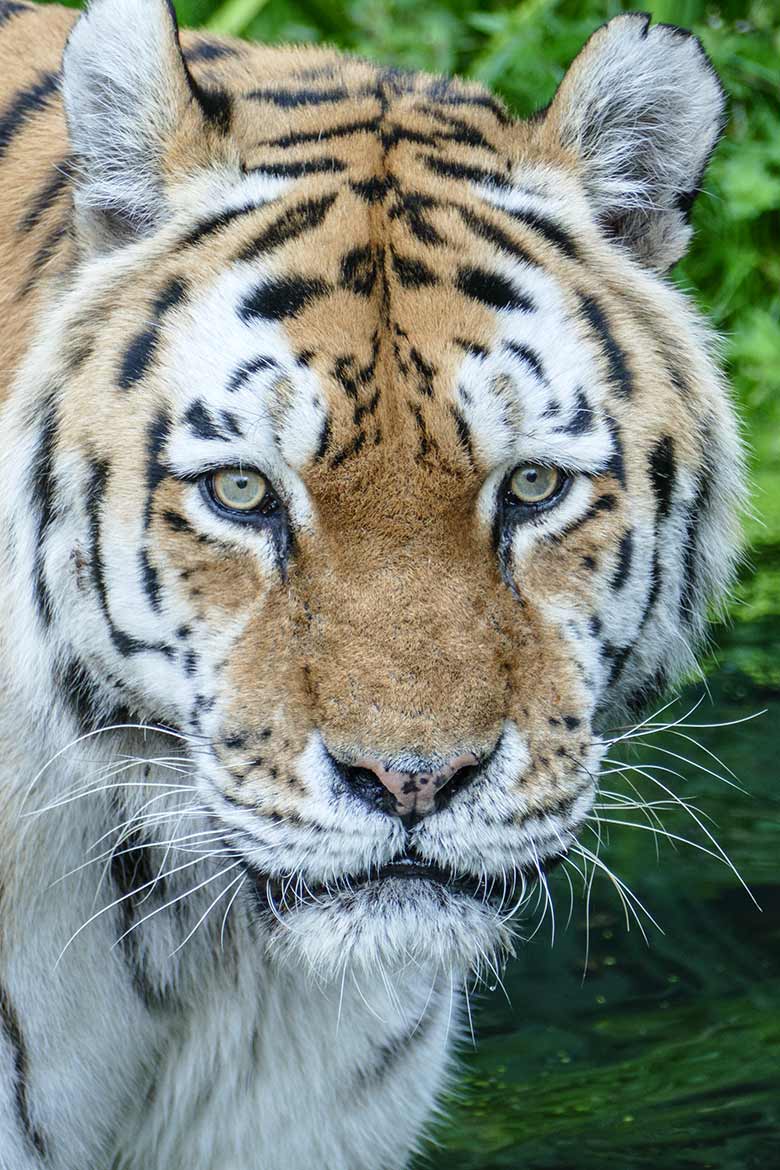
[[353, 753, 480, 818]]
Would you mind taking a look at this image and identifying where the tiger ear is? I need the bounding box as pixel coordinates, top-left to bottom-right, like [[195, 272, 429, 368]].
[[61, 0, 237, 251], [541, 14, 726, 271]]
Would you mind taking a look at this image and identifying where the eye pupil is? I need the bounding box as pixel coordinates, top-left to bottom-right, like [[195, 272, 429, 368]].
[[508, 463, 563, 507], [210, 468, 270, 514]]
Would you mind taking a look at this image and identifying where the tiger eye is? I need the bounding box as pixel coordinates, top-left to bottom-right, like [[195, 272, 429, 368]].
[[211, 469, 268, 512], [508, 464, 562, 505]]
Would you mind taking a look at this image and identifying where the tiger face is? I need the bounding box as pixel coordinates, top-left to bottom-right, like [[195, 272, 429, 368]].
[[11, 0, 742, 975]]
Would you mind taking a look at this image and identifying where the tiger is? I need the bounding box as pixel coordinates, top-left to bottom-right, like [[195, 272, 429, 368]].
[[0, 0, 744, 1166]]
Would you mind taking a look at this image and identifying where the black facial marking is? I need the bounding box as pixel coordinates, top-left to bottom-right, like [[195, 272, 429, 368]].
[[184, 40, 239, 63], [603, 414, 627, 487], [86, 460, 174, 659], [350, 176, 393, 204], [457, 206, 536, 267], [649, 435, 676, 519], [144, 411, 172, 528], [330, 431, 366, 469], [387, 189, 443, 247], [30, 396, 59, 627], [246, 157, 347, 179], [390, 248, 439, 288], [503, 340, 545, 382], [0, 1, 29, 27], [611, 530, 634, 590], [118, 279, 187, 391], [185, 401, 227, 441], [0, 70, 58, 163], [449, 405, 475, 464], [422, 153, 510, 190], [163, 510, 194, 535], [340, 245, 380, 297], [17, 217, 69, 296], [181, 201, 271, 247], [556, 388, 594, 435], [409, 347, 436, 397], [457, 266, 534, 313], [240, 275, 329, 322], [257, 117, 379, 151], [238, 192, 338, 261], [579, 295, 632, 398], [227, 354, 279, 394], [17, 157, 71, 233], [506, 208, 579, 260], [0, 982, 47, 1157], [139, 548, 162, 612], [245, 85, 350, 107]]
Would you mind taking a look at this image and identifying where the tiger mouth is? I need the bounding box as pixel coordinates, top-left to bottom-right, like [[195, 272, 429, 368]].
[[249, 853, 566, 914]]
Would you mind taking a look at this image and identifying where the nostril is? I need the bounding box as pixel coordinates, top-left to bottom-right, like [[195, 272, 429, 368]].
[[336, 751, 481, 820]]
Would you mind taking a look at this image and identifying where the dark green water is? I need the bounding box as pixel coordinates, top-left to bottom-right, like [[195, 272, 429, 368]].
[[423, 546, 780, 1170]]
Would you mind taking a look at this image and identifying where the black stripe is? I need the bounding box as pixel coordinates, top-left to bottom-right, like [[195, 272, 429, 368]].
[[546, 493, 617, 544], [17, 158, 71, 233], [340, 245, 380, 297], [457, 265, 534, 313], [181, 201, 270, 247], [450, 404, 475, 464], [611, 529, 634, 590], [139, 548, 162, 611], [245, 85, 350, 107], [0, 71, 58, 162], [422, 153, 510, 189], [17, 218, 69, 297], [649, 435, 676, 519], [0, 2, 30, 27], [423, 85, 510, 126], [390, 248, 439, 288], [240, 275, 329, 322], [255, 117, 379, 151], [502, 341, 545, 382], [603, 414, 627, 487], [184, 40, 238, 64], [0, 982, 47, 1157], [238, 192, 337, 261], [117, 278, 186, 390], [555, 388, 594, 436], [387, 189, 442, 246], [86, 460, 174, 659], [457, 206, 537, 267], [227, 355, 279, 393], [30, 397, 59, 627], [185, 400, 226, 441], [580, 295, 632, 398], [246, 157, 347, 179], [506, 208, 579, 260]]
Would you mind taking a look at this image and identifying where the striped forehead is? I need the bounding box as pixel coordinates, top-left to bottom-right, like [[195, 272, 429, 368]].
[[163, 264, 328, 477], [451, 253, 618, 474]]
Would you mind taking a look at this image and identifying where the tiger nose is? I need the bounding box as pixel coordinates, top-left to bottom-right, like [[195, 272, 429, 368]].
[[347, 752, 480, 820]]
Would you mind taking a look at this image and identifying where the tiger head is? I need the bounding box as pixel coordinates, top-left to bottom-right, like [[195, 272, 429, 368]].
[[7, 0, 743, 975]]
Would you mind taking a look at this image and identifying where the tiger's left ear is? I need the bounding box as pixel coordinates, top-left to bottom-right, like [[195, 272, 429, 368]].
[[62, 0, 238, 251], [541, 14, 726, 271]]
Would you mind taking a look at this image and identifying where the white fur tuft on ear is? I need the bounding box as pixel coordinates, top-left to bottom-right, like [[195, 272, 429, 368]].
[[61, 0, 232, 248], [545, 14, 726, 271]]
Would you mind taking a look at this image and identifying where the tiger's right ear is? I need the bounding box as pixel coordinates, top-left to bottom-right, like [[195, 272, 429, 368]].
[[62, 0, 238, 250]]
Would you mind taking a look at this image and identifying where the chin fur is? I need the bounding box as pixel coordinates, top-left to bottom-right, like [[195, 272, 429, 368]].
[[259, 878, 516, 980]]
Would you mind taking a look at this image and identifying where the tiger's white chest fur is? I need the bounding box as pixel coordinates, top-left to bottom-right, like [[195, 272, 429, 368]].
[[0, 738, 453, 1170]]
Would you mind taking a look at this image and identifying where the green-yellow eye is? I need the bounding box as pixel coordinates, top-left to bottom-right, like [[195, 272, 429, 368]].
[[210, 468, 269, 513], [508, 463, 562, 505]]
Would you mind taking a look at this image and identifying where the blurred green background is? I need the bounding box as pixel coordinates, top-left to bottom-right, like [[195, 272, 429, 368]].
[[51, 0, 780, 1165]]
